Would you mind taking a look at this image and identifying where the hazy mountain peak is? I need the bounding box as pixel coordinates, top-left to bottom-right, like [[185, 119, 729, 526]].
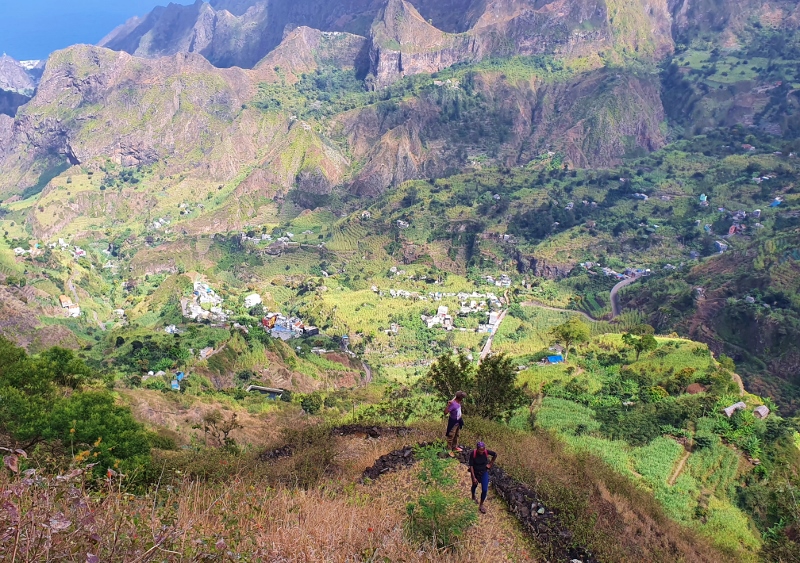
[[0, 54, 38, 94]]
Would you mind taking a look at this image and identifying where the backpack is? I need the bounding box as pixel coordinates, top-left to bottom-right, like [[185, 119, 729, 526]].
[[466, 448, 479, 472]]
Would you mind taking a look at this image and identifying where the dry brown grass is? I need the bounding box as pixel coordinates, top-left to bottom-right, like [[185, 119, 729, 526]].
[[0, 429, 537, 562], [120, 388, 309, 448], [0, 417, 742, 563]]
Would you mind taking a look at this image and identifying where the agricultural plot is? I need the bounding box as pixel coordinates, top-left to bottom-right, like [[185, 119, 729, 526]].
[[574, 293, 610, 319], [327, 221, 368, 252], [687, 440, 742, 500], [536, 399, 759, 553], [257, 249, 321, 277], [633, 437, 685, 484], [493, 307, 574, 356]]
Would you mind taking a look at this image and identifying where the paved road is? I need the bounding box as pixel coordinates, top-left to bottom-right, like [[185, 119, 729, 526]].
[[610, 276, 642, 318], [479, 309, 508, 362], [361, 361, 373, 385]]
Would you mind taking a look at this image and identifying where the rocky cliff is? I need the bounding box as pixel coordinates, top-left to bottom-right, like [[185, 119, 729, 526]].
[[1, 0, 748, 218], [100, 0, 675, 84], [0, 55, 38, 94], [100, 0, 383, 69]]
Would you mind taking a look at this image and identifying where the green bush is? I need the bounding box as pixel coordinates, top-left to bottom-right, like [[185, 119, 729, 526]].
[[406, 488, 477, 548], [405, 444, 477, 548], [300, 392, 323, 414]]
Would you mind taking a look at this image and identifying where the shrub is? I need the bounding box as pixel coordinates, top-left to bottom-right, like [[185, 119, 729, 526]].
[[300, 392, 323, 414], [405, 444, 477, 548], [276, 425, 337, 488]]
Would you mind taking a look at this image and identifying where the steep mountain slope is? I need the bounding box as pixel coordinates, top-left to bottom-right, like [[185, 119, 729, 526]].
[[0, 48, 667, 212], [0, 54, 41, 117], [100, 0, 675, 80], [99, 0, 383, 69], [0, 54, 37, 94]]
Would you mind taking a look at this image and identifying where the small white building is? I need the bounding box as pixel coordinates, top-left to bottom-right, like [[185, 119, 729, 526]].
[[723, 402, 747, 418], [753, 405, 770, 419], [244, 294, 263, 309]]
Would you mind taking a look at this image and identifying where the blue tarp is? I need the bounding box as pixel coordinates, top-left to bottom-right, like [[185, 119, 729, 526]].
[[548, 355, 564, 364], [770, 200, 782, 207], [176, 372, 185, 381], [171, 380, 180, 390]]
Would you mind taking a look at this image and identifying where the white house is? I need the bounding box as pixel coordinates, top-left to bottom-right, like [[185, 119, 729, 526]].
[[723, 402, 746, 418], [244, 294, 263, 308]]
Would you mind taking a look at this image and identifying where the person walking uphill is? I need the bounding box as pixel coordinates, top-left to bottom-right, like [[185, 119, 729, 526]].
[[469, 441, 497, 514], [445, 391, 466, 453]]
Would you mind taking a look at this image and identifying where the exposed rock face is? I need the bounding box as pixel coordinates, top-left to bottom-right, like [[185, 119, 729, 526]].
[[343, 68, 666, 195], [0, 55, 38, 94], [369, 0, 477, 88], [100, 0, 383, 69], [0, 46, 261, 198], [99, 0, 676, 83], [253, 26, 369, 82], [516, 253, 575, 279], [0, 55, 39, 116]]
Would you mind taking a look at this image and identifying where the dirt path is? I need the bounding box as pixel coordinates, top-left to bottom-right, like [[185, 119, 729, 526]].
[[92, 311, 105, 331], [66, 274, 79, 304], [610, 276, 641, 318], [360, 439, 596, 562], [732, 372, 745, 396], [668, 450, 692, 486], [521, 300, 598, 323], [361, 360, 373, 385]]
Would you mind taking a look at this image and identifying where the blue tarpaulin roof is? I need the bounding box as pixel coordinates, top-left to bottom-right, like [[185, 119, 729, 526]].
[[171, 380, 180, 390], [548, 355, 564, 364], [176, 372, 185, 381]]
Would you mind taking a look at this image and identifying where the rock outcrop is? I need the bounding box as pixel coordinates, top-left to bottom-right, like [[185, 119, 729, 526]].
[[516, 253, 575, 279], [100, 0, 383, 69], [343, 67, 666, 195], [0, 46, 261, 198], [99, 0, 676, 83], [0, 55, 38, 94]]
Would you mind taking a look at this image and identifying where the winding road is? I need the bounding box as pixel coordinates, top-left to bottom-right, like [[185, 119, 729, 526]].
[[610, 275, 642, 318], [519, 274, 643, 322]]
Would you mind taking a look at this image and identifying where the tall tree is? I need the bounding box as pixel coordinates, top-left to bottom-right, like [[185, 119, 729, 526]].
[[550, 317, 590, 360], [426, 353, 474, 403], [622, 332, 658, 361], [473, 354, 527, 421]]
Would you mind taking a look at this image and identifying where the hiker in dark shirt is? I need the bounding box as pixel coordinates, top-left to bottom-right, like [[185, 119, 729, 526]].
[[468, 441, 497, 514]]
